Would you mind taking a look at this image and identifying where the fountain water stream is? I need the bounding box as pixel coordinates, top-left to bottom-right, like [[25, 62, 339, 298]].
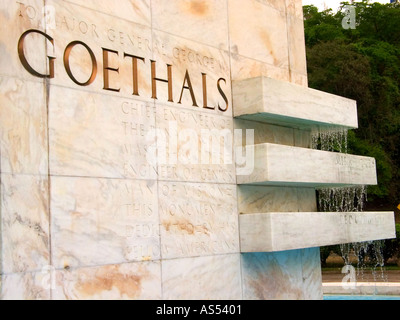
[[312, 127, 349, 154], [312, 128, 387, 284]]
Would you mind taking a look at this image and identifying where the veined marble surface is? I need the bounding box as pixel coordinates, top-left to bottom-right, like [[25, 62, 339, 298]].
[[241, 248, 323, 300], [0, 271, 50, 300], [0, 77, 48, 175], [237, 143, 378, 187], [238, 185, 316, 214], [162, 254, 242, 300], [1, 174, 50, 274], [48, 86, 157, 180], [159, 182, 239, 259], [233, 77, 358, 129], [240, 212, 396, 253], [51, 177, 160, 269], [53, 261, 162, 300]]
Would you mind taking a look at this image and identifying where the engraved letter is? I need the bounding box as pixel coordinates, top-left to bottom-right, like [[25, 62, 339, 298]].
[[102, 47, 120, 92], [202, 73, 215, 110], [178, 70, 198, 107], [124, 53, 145, 96], [217, 78, 229, 112], [64, 41, 97, 86], [151, 60, 173, 102], [18, 29, 55, 78]]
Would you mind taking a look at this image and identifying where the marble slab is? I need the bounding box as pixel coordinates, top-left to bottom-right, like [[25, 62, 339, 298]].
[[241, 248, 323, 300], [234, 119, 311, 149], [159, 182, 239, 259], [0, 77, 48, 175], [48, 86, 157, 180], [0, 0, 47, 81], [162, 254, 242, 300], [64, 0, 152, 26], [228, 0, 289, 68], [237, 143, 378, 187], [301, 247, 324, 300], [254, 0, 287, 12], [151, 0, 229, 50], [287, 15, 307, 75], [238, 185, 316, 214], [286, 0, 304, 19], [51, 177, 160, 269], [234, 119, 294, 147], [0, 271, 50, 300], [230, 54, 291, 84], [44, 0, 154, 101], [155, 104, 236, 184], [1, 174, 50, 274], [233, 77, 358, 129], [239, 212, 396, 253], [52, 261, 161, 300]]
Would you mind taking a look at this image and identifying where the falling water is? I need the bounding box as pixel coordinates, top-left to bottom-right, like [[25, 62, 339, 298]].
[[313, 127, 387, 284], [312, 126, 348, 153], [317, 186, 367, 213]]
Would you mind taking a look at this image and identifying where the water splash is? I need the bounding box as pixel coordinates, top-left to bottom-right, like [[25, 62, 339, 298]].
[[313, 126, 387, 285]]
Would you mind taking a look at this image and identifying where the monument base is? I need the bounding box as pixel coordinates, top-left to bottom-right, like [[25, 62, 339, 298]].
[[242, 248, 323, 300]]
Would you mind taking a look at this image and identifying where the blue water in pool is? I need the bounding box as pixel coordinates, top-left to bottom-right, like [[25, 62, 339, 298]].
[[324, 295, 400, 300]]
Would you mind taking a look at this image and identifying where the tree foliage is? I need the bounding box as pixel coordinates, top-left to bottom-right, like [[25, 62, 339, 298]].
[[304, 1, 400, 209]]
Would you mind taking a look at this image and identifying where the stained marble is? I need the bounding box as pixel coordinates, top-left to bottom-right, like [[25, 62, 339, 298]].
[[151, 0, 229, 50], [241, 250, 323, 300], [228, 0, 289, 68], [159, 182, 239, 259], [162, 254, 242, 300], [52, 261, 162, 300]]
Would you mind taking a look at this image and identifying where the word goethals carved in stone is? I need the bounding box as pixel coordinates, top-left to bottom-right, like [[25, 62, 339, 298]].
[[17, 29, 229, 112]]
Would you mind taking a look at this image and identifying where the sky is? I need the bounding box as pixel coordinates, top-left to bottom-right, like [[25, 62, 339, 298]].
[[302, 0, 391, 11]]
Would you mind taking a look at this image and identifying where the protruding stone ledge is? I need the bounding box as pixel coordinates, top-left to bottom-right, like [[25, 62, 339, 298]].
[[239, 212, 396, 253], [233, 77, 358, 129], [237, 143, 377, 187]]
